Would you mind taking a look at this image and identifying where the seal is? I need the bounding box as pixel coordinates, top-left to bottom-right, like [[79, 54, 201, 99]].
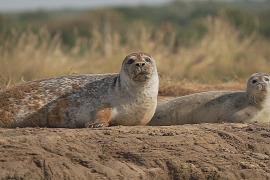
[[0, 52, 159, 128], [149, 72, 270, 126]]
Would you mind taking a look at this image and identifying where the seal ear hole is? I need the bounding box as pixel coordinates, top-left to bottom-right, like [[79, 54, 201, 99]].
[[127, 59, 135, 64], [252, 79, 257, 84]]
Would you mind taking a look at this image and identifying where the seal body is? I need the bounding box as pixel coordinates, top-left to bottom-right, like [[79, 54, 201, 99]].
[[149, 73, 270, 126], [0, 52, 159, 128]]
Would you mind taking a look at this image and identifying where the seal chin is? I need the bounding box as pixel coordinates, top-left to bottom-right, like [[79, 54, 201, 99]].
[[132, 72, 151, 82]]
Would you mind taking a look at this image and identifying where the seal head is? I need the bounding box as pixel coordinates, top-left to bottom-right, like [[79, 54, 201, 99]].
[[121, 52, 156, 83], [247, 72, 270, 106]]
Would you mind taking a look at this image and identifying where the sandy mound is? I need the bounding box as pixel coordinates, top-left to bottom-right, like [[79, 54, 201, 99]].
[[0, 123, 269, 180]]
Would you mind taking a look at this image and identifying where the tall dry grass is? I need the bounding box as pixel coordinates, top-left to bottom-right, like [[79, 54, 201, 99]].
[[0, 17, 270, 90]]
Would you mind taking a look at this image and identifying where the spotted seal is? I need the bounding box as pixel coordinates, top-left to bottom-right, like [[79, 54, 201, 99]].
[[0, 52, 159, 128]]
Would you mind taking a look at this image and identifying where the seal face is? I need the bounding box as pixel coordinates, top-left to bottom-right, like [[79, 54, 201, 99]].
[[0, 52, 159, 128], [149, 72, 270, 126], [247, 72, 270, 106], [122, 52, 155, 82]]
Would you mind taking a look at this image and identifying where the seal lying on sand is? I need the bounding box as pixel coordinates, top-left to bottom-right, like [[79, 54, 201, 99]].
[[0, 52, 159, 128], [149, 73, 270, 126]]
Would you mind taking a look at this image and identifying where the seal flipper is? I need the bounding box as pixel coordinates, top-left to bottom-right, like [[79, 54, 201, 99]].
[[85, 105, 112, 128], [85, 122, 109, 128]]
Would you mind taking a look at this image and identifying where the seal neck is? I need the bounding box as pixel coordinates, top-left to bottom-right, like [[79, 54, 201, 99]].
[[247, 93, 267, 109]]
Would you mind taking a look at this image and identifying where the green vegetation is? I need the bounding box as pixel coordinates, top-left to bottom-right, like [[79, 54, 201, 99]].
[[1, 1, 270, 47]]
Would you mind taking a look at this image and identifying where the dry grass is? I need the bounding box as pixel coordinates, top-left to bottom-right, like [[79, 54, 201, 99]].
[[159, 77, 245, 96], [0, 17, 269, 96]]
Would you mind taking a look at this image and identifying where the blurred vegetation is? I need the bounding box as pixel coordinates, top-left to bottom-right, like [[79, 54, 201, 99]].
[[0, 0, 270, 88]]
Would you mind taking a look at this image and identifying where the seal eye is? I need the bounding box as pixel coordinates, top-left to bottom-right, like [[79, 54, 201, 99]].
[[264, 77, 269, 82], [252, 79, 257, 84], [127, 59, 135, 65], [145, 57, 151, 63]]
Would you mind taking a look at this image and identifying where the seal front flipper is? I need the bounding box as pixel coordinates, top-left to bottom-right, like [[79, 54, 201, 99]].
[[85, 106, 112, 128], [85, 122, 109, 128]]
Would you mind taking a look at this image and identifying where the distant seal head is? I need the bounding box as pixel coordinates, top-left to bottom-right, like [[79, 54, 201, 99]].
[[247, 72, 270, 107], [149, 72, 270, 126], [0, 52, 159, 128]]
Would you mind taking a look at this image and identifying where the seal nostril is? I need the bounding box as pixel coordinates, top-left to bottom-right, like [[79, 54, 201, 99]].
[[136, 63, 145, 67]]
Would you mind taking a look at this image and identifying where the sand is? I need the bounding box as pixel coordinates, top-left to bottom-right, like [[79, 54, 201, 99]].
[[0, 123, 269, 180]]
